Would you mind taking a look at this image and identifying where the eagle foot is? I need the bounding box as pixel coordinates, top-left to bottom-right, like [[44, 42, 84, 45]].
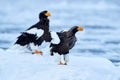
[[33, 50, 43, 55], [58, 61, 64, 65], [64, 62, 67, 65], [58, 61, 67, 65]]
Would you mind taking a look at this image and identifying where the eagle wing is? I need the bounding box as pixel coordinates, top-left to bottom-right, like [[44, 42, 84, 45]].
[[68, 37, 77, 50], [26, 28, 44, 39]]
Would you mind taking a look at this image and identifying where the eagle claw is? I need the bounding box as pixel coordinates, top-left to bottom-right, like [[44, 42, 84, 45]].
[[33, 50, 43, 55]]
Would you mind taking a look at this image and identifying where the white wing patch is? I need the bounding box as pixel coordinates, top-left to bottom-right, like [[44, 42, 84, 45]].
[[26, 28, 44, 38], [50, 31, 60, 44]]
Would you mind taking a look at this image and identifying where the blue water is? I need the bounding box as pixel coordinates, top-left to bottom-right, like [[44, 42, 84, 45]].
[[0, 0, 120, 65]]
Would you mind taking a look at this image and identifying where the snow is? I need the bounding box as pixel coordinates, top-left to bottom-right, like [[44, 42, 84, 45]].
[[6, 44, 32, 54], [0, 48, 120, 80]]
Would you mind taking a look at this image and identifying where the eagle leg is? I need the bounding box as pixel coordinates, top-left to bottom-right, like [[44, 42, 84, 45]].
[[50, 50, 54, 56], [63, 54, 69, 65]]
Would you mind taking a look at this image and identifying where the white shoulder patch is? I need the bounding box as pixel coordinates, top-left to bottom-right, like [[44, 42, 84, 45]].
[[26, 28, 44, 38], [50, 31, 60, 44]]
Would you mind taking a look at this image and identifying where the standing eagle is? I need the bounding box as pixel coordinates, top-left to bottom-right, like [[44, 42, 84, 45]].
[[15, 10, 51, 55], [50, 26, 83, 65]]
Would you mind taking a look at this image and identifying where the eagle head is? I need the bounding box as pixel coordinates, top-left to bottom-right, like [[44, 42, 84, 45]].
[[39, 10, 51, 19]]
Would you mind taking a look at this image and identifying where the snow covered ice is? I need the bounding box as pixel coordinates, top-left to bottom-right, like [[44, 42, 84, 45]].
[[0, 49, 120, 80]]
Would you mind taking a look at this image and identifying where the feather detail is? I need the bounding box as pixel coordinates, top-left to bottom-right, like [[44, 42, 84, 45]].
[[50, 31, 60, 44], [26, 28, 44, 39]]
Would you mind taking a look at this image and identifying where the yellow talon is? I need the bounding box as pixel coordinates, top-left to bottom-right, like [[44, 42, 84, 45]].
[[58, 61, 64, 65], [34, 49, 43, 55]]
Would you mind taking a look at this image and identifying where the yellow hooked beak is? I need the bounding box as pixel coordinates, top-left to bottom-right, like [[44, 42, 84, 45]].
[[77, 27, 84, 31], [45, 12, 51, 16]]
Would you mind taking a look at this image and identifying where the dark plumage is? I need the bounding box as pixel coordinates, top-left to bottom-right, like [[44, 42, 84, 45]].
[[15, 32, 37, 46], [15, 10, 51, 54], [50, 26, 83, 65]]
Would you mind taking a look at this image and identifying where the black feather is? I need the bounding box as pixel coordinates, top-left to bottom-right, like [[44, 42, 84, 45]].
[[50, 26, 79, 55]]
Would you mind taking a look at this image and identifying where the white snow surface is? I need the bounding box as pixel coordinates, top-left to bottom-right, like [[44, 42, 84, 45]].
[[0, 48, 120, 80]]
